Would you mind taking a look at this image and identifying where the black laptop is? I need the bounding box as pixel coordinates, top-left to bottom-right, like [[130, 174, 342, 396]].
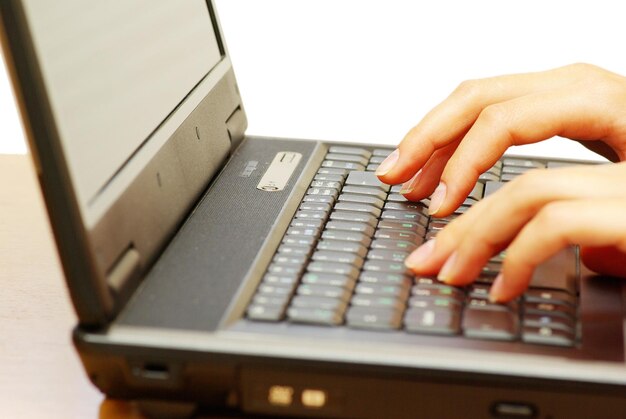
[[2, 1, 625, 417]]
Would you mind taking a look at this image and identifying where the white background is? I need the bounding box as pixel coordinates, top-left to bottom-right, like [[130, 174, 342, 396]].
[[2, 0, 625, 160]]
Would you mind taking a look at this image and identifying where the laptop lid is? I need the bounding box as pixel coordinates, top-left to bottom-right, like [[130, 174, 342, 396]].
[[0, 0, 246, 326]]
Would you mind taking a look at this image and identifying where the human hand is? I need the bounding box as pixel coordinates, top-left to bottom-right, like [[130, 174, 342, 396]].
[[375, 63, 626, 301]]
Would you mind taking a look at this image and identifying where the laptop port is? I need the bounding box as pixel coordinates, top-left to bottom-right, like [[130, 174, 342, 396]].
[[491, 401, 538, 418], [136, 362, 171, 381]]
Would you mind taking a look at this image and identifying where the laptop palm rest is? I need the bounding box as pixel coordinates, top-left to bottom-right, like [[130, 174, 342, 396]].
[[115, 137, 319, 331]]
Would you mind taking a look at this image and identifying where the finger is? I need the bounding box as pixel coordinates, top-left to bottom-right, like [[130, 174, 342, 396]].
[[405, 195, 497, 276], [399, 139, 459, 201], [406, 163, 626, 281], [432, 85, 622, 216], [580, 245, 626, 278], [491, 199, 626, 302], [376, 64, 596, 185]]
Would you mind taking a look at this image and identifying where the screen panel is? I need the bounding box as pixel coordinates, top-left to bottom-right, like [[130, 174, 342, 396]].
[[22, 0, 222, 215]]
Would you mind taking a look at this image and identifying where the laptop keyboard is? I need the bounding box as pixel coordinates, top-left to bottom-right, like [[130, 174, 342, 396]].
[[246, 146, 580, 348]]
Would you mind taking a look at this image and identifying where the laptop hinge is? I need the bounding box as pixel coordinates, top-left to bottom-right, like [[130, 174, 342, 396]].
[[106, 245, 141, 296], [226, 106, 246, 151]]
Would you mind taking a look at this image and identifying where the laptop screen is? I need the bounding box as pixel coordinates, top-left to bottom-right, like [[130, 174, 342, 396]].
[[22, 0, 222, 222]]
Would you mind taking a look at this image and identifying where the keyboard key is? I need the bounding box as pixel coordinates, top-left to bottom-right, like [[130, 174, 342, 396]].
[[322, 160, 366, 171], [329, 211, 379, 228], [324, 153, 369, 167], [370, 239, 418, 252], [351, 295, 405, 310], [407, 296, 461, 310], [374, 229, 422, 243], [257, 283, 296, 297], [310, 180, 342, 190], [286, 226, 321, 238], [528, 248, 577, 294], [377, 220, 425, 233], [367, 249, 409, 263], [522, 325, 575, 347], [307, 187, 339, 199], [291, 218, 324, 229], [325, 220, 375, 236], [411, 284, 465, 302], [523, 313, 576, 333], [307, 261, 360, 278], [345, 171, 391, 192], [478, 172, 499, 182], [405, 307, 461, 335], [328, 146, 372, 159], [467, 182, 485, 201], [503, 158, 546, 169], [287, 307, 344, 326], [311, 251, 364, 269], [267, 263, 304, 276], [383, 201, 428, 213], [314, 173, 345, 182], [502, 166, 534, 175], [359, 271, 411, 286], [381, 210, 429, 226], [346, 306, 403, 330], [317, 167, 349, 176], [372, 149, 393, 157], [524, 302, 576, 319], [302, 195, 335, 204], [342, 185, 387, 201], [338, 193, 385, 209], [468, 284, 491, 299], [463, 308, 519, 341], [386, 193, 408, 202], [247, 304, 285, 321], [321, 230, 372, 247], [369, 156, 387, 164], [366, 164, 379, 172], [252, 294, 290, 307], [302, 272, 358, 289], [298, 202, 332, 212], [334, 202, 382, 218], [316, 240, 368, 258], [484, 181, 505, 198], [297, 284, 352, 301], [413, 276, 446, 286], [272, 254, 308, 266], [524, 289, 577, 307], [282, 236, 315, 247], [354, 283, 410, 300], [467, 298, 518, 312], [362, 260, 411, 276], [290, 295, 348, 311], [294, 210, 328, 221]]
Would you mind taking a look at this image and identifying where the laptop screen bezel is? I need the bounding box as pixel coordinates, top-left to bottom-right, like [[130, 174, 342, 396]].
[[0, 0, 246, 325]]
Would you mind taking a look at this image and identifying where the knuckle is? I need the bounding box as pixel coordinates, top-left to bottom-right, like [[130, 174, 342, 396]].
[[534, 202, 568, 230], [452, 79, 483, 102], [478, 103, 512, 129], [567, 62, 600, 75], [509, 168, 547, 190]]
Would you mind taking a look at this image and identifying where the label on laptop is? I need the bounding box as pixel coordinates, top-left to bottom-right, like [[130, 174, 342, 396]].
[[257, 152, 302, 192]]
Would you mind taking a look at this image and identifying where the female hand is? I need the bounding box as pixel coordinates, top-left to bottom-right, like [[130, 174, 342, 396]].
[[375, 63, 626, 301]]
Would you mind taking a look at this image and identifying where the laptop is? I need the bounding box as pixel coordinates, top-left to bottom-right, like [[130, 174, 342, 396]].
[[2, 1, 625, 417]]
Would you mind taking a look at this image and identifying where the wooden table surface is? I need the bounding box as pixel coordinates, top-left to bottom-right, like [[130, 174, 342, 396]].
[[0, 154, 147, 418]]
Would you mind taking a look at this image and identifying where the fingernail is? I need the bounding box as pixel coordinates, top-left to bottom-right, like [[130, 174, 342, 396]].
[[437, 251, 458, 283], [405, 239, 436, 269], [376, 149, 400, 176], [399, 169, 422, 194], [428, 182, 447, 215], [489, 273, 505, 303]]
